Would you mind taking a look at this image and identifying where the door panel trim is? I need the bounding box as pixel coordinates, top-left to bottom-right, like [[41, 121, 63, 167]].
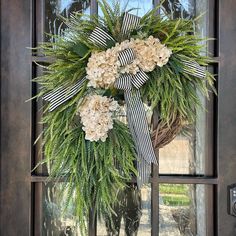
[[0, 0, 32, 235], [218, 1, 236, 235]]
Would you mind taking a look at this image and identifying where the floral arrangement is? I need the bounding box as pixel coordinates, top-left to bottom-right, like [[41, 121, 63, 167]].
[[34, 0, 215, 234], [82, 36, 172, 143]]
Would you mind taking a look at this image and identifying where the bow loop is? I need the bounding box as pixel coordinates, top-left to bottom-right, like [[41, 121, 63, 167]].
[[182, 59, 206, 79], [88, 27, 115, 48], [118, 48, 136, 66], [114, 74, 132, 91], [131, 70, 149, 89], [121, 12, 141, 36], [43, 77, 87, 111]]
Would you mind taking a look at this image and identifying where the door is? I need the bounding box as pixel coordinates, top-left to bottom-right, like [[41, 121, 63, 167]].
[[1, 0, 236, 235]]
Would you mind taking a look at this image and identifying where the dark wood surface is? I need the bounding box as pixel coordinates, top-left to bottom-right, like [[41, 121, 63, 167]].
[[0, 0, 32, 235], [218, 1, 236, 235]]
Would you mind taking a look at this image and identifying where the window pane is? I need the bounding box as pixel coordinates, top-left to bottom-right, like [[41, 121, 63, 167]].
[[97, 185, 151, 235], [161, 0, 195, 19], [159, 0, 210, 175], [42, 183, 84, 236], [45, 0, 90, 41], [99, 0, 153, 17], [159, 184, 211, 236]]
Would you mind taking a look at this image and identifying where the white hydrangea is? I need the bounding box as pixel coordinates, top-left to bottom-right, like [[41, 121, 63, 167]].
[[86, 36, 172, 88], [86, 48, 120, 89], [78, 95, 119, 142], [119, 36, 172, 74]]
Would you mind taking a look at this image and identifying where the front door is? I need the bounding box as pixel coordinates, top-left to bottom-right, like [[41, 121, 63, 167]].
[[1, 0, 236, 235]]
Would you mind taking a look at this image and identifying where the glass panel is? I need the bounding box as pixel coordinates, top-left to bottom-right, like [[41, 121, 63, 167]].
[[42, 183, 83, 236], [99, 0, 153, 17], [159, 184, 210, 236], [45, 0, 90, 41], [32, 66, 45, 175], [97, 185, 151, 235], [161, 0, 195, 19], [159, 0, 210, 175]]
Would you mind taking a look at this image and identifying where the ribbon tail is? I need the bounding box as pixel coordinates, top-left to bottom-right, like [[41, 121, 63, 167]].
[[182, 60, 206, 79], [43, 77, 87, 111], [125, 102, 151, 186], [124, 89, 157, 185]]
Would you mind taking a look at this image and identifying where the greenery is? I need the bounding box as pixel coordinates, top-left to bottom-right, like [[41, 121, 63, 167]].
[[160, 184, 191, 206], [33, 0, 215, 234], [163, 195, 190, 206]]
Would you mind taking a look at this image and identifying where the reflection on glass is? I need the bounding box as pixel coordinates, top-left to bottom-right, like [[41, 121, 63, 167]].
[[97, 185, 151, 236], [161, 0, 195, 19], [42, 183, 83, 236], [99, 0, 153, 17], [45, 0, 90, 41], [159, 0, 209, 175], [159, 184, 207, 236], [159, 132, 196, 175]]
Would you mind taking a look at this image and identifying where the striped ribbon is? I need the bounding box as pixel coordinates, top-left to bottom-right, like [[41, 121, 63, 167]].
[[182, 59, 206, 79], [120, 13, 156, 185], [114, 75, 157, 184], [121, 12, 141, 37], [118, 48, 135, 66], [88, 27, 115, 48], [43, 77, 87, 111]]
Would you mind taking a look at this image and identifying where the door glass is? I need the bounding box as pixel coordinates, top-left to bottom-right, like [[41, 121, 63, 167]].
[[97, 185, 151, 236], [45, 0, 90, 41], [161, 0, 195, 19], [39, 2, 213, 236], [42, 183, 151, 235], [159, 0, 210, 175], [99, 0, 153, 17], [42, 183, 84, 236], [159, 184, 211, 236]]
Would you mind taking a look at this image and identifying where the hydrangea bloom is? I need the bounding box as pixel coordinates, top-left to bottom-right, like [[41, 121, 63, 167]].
[[78, 95, 119, 142], [86, 48, 120, 89], [86, 36, 172, 89]]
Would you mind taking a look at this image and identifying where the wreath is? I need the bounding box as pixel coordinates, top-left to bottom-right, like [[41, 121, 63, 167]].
[[34, 0, 215, 233]]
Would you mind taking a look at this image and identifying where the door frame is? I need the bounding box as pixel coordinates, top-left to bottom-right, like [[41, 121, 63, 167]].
[[0, 0, 32, 235], [217, 1, 236, 235]]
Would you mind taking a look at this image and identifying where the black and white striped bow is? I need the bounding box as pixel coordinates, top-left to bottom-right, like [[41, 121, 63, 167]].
[[43, 77, 88, 111]]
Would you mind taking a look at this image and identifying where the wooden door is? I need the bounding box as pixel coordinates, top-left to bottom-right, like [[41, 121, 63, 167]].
[[1, 0, 236, 235]]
